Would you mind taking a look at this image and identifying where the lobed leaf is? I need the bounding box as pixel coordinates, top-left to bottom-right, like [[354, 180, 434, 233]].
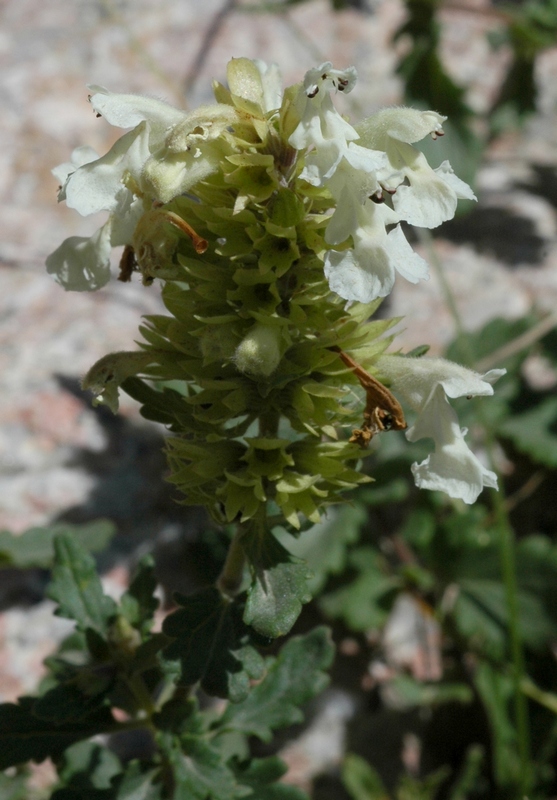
[[219, 627, 334, 742], [47, 533, 118, 636]]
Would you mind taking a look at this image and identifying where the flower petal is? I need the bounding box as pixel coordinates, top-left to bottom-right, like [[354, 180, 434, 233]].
[[87, 86, 185, 131], [384, 224, 430, 284], [357, 107, 447, 149], [45, 223, 112, 291], [324, 241, 394, 303], [65, 125, 149, 215], [406, 385, 498, 503], [411, 444, 498, 504]]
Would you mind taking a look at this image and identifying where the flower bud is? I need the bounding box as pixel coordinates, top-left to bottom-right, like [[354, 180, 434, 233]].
[[234, 323, 282, 377]]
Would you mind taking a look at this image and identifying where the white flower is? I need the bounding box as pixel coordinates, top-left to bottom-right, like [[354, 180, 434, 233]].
[[324, 202, 429, 302], [289, 73, 470, 303], [46, 223, 112, 291], [47, 87, 235, 290], [53, 145, 99, 202], [377, 355, 506, 503], [357, 107, 476, 228], [289, 62, 359, 184]]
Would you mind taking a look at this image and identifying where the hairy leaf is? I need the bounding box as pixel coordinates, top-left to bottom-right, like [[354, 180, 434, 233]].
[[0, 697, 114, 770], [0, 520, 115, 570], [233, 756, 308, 800], [243, 530, 312, 638], [275, 504, 365, 594], [47, 532, 117, 635], [120, 555, 160, 634], [219, 627, 334, 741], [162, 588, 264, 702], [159, 733, 243, 800], [115, 763, 163, 800]]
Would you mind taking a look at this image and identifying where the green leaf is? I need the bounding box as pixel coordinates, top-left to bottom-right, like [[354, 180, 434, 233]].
[[473, 661, 518, 788], [120, 555, 159, 634], [274, 504, 365, 594], [51, 788, 113, 799], [342, 753, 388, 800], [219, 627, 334, 742], [0, 520, 115, 570], [498, 397, 557, 467], [162, 588, 264, 702], [233, 756, 308, 800], [120, 377, 189, 427], [115, 763, 163, 800], [33, 681, 112, 724], [319, 547, 400, 632], [0, 697, 114, 770], [243, 529, 312, 638], [58, 740, 122, 790], [159, 733, 243, 800], [0, 770, 30, 800], [385, 674, 473, 709], [454, 577, 555, 660], [47, 532, 117, 636]]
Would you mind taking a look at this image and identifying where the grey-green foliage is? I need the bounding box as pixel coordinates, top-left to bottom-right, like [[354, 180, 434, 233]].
[[0, 533, 334, 799]]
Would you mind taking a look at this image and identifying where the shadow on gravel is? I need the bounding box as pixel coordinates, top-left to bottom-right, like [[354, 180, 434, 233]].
[[438, 206, 547, 265]]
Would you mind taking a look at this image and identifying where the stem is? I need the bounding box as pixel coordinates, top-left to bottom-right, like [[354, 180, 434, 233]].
[[419, 228, 531, 794], [128, 672, 157, 717], [217, 525, 247, 597], [492, 488, 532, 794], [258, 407, 280, 437]]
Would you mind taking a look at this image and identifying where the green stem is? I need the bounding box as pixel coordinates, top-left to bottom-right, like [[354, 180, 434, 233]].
[[217, 525, 247, 597], [128, 672, 157, 717], [492, 488, 532, 794], [419, 228, 531, 795]]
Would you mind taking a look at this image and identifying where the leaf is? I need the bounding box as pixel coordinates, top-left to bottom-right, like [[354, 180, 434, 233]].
[[47, 532, 117, 636], [274, 504, 366, 594], [233, 756, 309, 800], [342, 753, 388, 800], [51, 788, 113, 799], [498, 397, 557, 468], [33, 682, 112, 724], [319, 547, 401, 632], [121, 377, 189, 427], [159, 733, 243, 800], [162, 588, 264, 702], [0, 520, 115, 570], [120, 555, 159, 634], [58, 740, 122, 790], [385, 674, 473, 709], [0, 697, 114, 770], [219, 627, 334, 742], [0, 770, 30, 800], [116, 763, 162, 800], [473, 661, 518, 789], [243, 529, 312, 638]]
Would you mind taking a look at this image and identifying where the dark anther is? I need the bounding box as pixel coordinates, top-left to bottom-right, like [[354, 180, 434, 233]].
[[381, 413, 394, 431], [307, 87, 319, 98]]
